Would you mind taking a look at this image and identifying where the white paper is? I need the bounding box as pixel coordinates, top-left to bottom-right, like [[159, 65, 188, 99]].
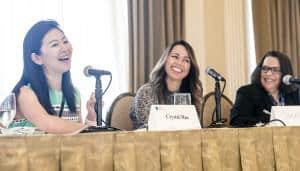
[[270, 105, 300, 126], [148, 105, 201, 131]]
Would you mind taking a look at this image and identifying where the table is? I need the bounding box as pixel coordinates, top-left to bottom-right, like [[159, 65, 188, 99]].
[[1, 127, 300, 171]]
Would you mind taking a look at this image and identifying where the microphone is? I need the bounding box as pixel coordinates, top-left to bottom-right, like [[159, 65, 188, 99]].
[[83, 65, 111, 77], [263, 109, 271, 115], [262, 109, 286, 127], [282, 75, 300, 85], [205, 67, 225, 81]]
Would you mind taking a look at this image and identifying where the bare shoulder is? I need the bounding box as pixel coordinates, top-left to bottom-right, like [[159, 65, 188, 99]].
[[18, 86, 39, 103], [19, 85, 34, 94], [17, 85, 49, 120]]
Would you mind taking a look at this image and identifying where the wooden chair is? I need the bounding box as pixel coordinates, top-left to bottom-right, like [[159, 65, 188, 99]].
[[106, 92, 135, 131], [200, 92, 233, 128]]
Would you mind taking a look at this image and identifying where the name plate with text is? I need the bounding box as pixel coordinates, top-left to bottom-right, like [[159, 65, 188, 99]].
[[148, 105, 201, 131], [270, 106, 300, 126]]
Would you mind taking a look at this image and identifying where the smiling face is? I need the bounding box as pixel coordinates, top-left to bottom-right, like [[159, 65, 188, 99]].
[[260, 56, 282, 94], [164, 45, 191, 83], [32, 28, 73, 76]]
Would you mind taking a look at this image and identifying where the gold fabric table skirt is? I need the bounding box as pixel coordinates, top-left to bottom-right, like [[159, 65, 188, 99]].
[[1, 127, 300, 171]]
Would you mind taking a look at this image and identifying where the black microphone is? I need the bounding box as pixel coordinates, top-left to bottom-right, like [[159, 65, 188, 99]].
[[83, 65, 111, 77], [282, 75, 300, 85], [205, 67, 225, 81]]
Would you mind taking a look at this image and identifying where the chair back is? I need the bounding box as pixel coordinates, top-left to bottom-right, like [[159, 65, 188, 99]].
[[106, 92, 135, 131], [200, 92, 233, 128]]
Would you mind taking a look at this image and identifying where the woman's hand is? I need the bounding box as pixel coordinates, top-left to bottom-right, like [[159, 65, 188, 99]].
[[86, 92, 97, 121]]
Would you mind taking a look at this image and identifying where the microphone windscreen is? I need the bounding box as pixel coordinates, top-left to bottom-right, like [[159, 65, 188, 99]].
[[282, 75, 292, 85], [83, 65, 92, 77], [205, 66, 212, 74]]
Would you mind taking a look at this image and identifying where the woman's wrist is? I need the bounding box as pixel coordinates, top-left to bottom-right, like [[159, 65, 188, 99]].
[[86, 111, 96, 121], [85, 118, 97, 126]]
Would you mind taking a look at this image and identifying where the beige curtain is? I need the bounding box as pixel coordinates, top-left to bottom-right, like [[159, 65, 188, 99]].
[[252, 0, 300, 76], [127, 0, 185, 92]]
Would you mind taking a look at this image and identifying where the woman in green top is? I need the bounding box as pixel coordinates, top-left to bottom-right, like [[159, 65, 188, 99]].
[[11, 20, 96, 134]]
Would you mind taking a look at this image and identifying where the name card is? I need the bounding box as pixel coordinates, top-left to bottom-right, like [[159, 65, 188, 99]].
[[270, 106, 300, 126], [148, 105, 201, 131]]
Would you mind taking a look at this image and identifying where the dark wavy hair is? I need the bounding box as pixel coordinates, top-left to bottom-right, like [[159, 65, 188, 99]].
[[150, 40, 203, 114], [251, 50, 295, 93], [12, 20, 77, 114]]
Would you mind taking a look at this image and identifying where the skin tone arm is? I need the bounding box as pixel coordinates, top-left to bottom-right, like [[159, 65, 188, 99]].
[[17, 86, 86, 134], [86, 92, 97, 121]]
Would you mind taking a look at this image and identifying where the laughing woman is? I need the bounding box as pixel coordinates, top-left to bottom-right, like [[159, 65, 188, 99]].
[[129, 40, 203, 129], [230, 51, 300, 127], [10, 20, 96, 134]]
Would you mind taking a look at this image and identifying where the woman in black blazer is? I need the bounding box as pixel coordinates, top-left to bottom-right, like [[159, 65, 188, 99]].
[[230, 51, 300, 127]]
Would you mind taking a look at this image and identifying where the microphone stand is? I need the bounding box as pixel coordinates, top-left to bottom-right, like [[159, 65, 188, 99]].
[[211, 80, 225, 128], [81, 75, 119, 133], [95, 76, 103, 126]]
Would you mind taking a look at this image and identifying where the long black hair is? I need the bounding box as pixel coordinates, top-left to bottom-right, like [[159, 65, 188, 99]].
[[251, 50, 295, 93], [12, 20, 77, 114], [150, 40, 203, 114]]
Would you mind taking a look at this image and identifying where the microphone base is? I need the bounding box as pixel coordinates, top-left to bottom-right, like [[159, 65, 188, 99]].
[[208, 122, 226, 128], [80, 126, 120, 133]]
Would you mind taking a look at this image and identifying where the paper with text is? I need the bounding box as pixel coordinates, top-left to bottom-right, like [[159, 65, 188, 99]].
[[148, 105, 201, 131], [270, 106, 300, 126]]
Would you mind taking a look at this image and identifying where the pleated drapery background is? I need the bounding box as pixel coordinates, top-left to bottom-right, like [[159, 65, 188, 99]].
[[127, 0, 185, 92], [252, 0, 300, 76]]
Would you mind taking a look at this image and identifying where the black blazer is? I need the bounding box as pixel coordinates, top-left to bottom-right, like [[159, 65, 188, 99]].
[[230, 84, 300, 127]]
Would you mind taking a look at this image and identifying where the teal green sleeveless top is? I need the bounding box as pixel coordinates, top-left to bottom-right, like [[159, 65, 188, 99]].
[[9, 88, 81, 128]]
